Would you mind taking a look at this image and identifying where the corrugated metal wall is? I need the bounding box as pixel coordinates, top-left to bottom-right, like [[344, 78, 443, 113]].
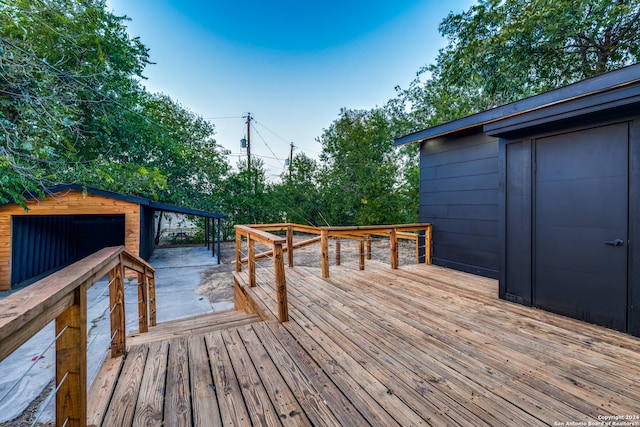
[[10, 214, 125, 286]]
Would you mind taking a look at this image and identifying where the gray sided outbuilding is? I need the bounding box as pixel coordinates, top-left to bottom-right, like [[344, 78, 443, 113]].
[[396, 64, 640, 336]]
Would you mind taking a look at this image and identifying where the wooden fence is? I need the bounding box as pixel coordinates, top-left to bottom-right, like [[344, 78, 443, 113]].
[[0, 246, 156, 427], [234, 223, 432, 322]]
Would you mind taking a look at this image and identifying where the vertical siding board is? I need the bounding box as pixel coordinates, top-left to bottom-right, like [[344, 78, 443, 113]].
[[502, 140, 533, 305], [629, 118, 640, 336], [42, 217, 50, 274], [21, 218, 31, 283]]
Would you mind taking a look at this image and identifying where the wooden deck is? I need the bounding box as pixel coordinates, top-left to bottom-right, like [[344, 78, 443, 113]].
[[90, 262, 640, 426]]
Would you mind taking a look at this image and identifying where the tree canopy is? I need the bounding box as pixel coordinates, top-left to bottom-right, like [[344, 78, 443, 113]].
[[393, 0, 640, 131], [2, 0, 639, 230], [0, 0, 228, 210]]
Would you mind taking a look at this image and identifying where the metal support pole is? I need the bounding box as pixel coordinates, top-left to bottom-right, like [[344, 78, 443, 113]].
[[217, 219, 222, 264]]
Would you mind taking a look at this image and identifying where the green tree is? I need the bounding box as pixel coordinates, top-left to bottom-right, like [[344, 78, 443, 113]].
[[317, 108, 411, 226], [438, 0, 640, 106], [393, 0, 640, 127], [272, 152, 325, 225], [0, 0, 152, 205], [220, 158, 281, 235], [1, 0, 230, 215]]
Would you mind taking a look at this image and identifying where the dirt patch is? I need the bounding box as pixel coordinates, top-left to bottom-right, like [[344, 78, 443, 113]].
[[195, 241, 236, 305]]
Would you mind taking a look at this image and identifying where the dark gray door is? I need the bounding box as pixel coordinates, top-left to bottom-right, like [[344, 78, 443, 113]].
[[535, 123, 628, 331]]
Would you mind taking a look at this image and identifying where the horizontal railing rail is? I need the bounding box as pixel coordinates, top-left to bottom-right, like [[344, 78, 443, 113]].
[[0, 246, 156, 427], [234, 223, 432, 323]]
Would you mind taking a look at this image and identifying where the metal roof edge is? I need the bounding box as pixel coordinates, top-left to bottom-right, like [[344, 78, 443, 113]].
[[3, 184, 226, 219], [148, 201, 226, 219]]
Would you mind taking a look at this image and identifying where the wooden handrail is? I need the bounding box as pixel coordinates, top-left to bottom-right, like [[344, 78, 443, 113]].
[[232, 236, 321, 265], [235, 225, 289, 322], [0, 246, 156, 427]]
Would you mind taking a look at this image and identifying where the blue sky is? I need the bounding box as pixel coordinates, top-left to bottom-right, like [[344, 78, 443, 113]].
[[106, 0, 475, 178]]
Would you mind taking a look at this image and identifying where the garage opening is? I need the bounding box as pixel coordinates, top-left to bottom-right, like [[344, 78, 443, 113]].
[[10, 214, 125, 287]]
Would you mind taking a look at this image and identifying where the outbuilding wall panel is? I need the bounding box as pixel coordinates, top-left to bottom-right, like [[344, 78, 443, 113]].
[[419, 132, 499, 278]]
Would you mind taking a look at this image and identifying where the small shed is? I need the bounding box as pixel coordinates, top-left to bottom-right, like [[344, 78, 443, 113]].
[[0, 185, 225, 290], [395, 64, 640, 336]]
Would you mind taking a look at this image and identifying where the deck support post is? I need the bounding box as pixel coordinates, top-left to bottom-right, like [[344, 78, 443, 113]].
[[248, 236, 256, 287], [273, 242, 289, 322], [426, 225, 432, 264], [335, 238, 341, 266], [148, 271, 157, 327], [390, 229, 399, 269], [137, 273, 149, 333], [321, 229, 330, 278], [235, 233, 242, 272], [56, 283, 87, 427], [287, 224, 294, 267], [359, 238, 365, 271], [109, 260, 126, 358]]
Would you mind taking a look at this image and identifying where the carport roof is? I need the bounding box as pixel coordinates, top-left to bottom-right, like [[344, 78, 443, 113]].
[[6, 184, 226, 219]]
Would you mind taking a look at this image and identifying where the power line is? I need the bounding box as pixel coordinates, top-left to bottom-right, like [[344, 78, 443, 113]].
[[253, 120, 291, 145], [251, 125, 284, 168], [202, 116, 244, 120]]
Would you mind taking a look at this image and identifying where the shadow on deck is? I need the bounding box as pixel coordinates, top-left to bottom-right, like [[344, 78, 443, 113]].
[[91, 262, 640, 426]]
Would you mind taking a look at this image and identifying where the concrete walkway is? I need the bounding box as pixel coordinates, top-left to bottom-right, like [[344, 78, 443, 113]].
[[0, 246, 231, 424]]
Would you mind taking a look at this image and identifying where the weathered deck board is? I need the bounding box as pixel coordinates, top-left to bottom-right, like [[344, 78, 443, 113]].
[[127, 310, 260, 346], [131, 341, 167, 426], [101, 344, 149, 426], [188, 335, 222, 426], [92, 263, 640, 426], [235, 325, 310, 427], [164, 337, 191, 426]]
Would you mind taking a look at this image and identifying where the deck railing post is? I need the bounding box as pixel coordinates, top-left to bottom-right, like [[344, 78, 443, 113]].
[[109, 260, 126, 358], [286, 224, 294, 267], [273, 242, 289, 322], [148, 271, 157, 327], [56, 283, 87, 427], [235, 232, 242, 272], [335, 237, 341, 266], [426, 225, 433, 264], [137, 272, 149, 333], [390, 229, 399, 269], [359, 237, 365, 271], [366, 235, 372, 260], [321, 229, 330, 278], [248, 235, 256, 287]]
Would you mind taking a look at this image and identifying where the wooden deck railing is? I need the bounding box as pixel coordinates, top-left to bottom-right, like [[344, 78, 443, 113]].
[[235, 225, 289, 322], [234, 223, 432, 322], [0, 246, 156, 427]]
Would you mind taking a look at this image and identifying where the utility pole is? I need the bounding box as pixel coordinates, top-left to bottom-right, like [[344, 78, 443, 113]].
[[245, 113, 252, 177], [289, 142, 294, 178]]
